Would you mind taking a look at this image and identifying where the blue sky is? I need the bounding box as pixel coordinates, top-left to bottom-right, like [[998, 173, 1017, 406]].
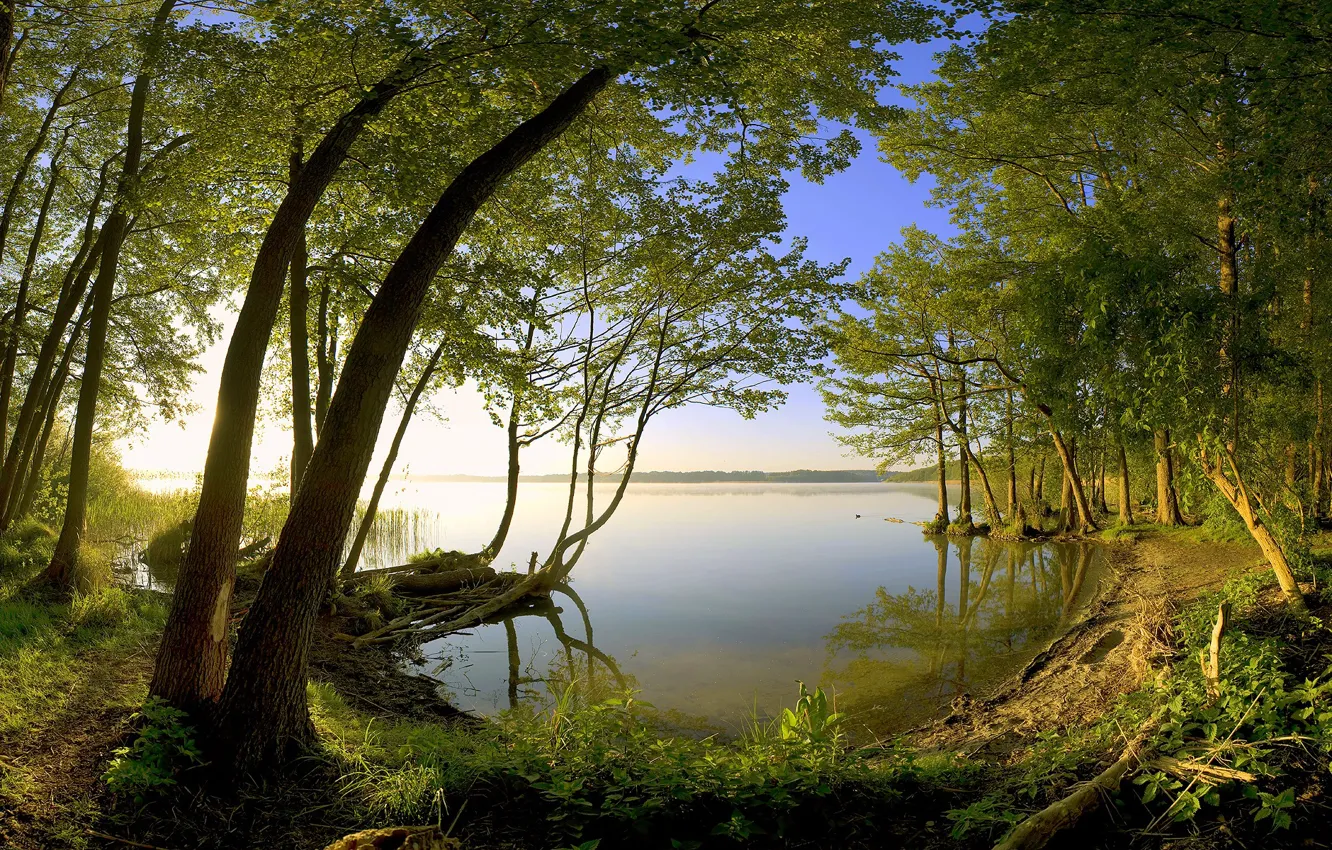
[[120, 37, 956, 476]]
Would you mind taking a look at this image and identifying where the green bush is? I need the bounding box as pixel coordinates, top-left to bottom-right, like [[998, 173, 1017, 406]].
[[104, 698, 203, 802]]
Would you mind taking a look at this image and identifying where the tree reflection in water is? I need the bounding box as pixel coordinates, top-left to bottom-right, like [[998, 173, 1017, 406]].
[[823, 537, 1100, 736]]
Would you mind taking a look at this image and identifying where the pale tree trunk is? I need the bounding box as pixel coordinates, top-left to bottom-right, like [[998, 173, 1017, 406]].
[[955, 360, 972, 529], [212, 67, 614, 776], [1117, 438, 1133, 525], [1200, 442, 1303, 608], [340, 341, 444, 578], [933, 403, 950, 529], [1005, 390, 1025, 530]]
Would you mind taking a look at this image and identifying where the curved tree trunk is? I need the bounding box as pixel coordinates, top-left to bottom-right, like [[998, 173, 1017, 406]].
[[150, 50, 428, 714], [484, 394, 523, 558], [211, 66, 614, 775], [315, 283, 334, 435]]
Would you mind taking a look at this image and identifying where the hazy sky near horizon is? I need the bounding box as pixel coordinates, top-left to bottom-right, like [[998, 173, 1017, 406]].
[[118, 39, 957, 478]]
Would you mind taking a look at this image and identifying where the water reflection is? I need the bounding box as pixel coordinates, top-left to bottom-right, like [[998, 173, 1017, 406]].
[[822, 537, 1101, 735], [419, 581, 631, 712]]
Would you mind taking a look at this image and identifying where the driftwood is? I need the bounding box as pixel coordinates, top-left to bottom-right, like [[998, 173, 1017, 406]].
[[322, 826, 458, 850], [392, 567, 498, 596], [993, 732, 1153, 850]]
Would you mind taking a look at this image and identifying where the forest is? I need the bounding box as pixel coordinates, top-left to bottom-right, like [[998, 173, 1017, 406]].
[[1, 0, 1331, 849]]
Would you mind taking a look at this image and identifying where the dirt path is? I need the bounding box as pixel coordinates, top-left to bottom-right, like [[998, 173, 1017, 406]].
[[0, 643, 153, 850], [908, 532, 1266, 756]]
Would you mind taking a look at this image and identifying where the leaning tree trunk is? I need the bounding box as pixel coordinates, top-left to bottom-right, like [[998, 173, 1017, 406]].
[[18, 292, 91, 518], [45, 0, 174, 589], [0, 175, 108, 527], [0, 141, 62, 485], [1200, 443, 1303, 608], [1039, 409, 1097, 533], [150, 50, 428, 714], [340, 341, 445, 578], [211, 66, 614, 776], [45, 211, 130, 588]]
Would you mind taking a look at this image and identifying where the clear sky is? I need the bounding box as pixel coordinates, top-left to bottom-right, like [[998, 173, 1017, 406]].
[[118, 39, 956, 478]]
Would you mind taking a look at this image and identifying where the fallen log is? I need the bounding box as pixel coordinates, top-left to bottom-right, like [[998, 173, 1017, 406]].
[[993, 731, 1153, 850], [322, 826, 458, 850], [392, 567, 498, 596]]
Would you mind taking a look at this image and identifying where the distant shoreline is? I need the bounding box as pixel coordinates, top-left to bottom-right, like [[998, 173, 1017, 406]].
[[132, 468, 922, 485]]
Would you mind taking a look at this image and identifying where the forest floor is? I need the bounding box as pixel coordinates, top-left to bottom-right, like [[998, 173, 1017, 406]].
[[3, 526, 1331, 850]]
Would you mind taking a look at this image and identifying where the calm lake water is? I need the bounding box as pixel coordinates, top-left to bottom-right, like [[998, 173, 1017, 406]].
[[341, 480, 1107, 737]]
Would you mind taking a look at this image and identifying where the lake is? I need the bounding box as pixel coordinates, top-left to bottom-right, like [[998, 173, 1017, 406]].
[[343, 480, 1105, 737]]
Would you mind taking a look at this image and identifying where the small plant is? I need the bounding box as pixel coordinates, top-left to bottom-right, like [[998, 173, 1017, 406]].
[[1249, 786, 1296, 831], [779, 681, 843, 745], [104, 697, 202, 801]]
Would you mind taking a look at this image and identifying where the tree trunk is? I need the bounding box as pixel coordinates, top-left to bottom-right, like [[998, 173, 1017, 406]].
[[1154, 428, 1183, 525], [18, 292, 91, 518], [1313, 382, 1326, 518], [0, 178, 108, 527], [315, 283, 333, 435], [933, 405, 950, 529], [957, 370, 973, 529], [341, 341, 444, 578], [45, 0, 174, 589], [1199, 442, 1303, 608], [1005, 390, 1019, 521], [484, 394, 523, 558], [1041, 412, 1096, 533], [288, 144, 315, 500], [211, 66, 614, 775], [0, 1, 15, 109], [0, 141, 62, 484], [150, 50, 428, 713], [1096, 449, 1108, 514], [1117, 438, 1133, 526], [0, 71, 76, 456]]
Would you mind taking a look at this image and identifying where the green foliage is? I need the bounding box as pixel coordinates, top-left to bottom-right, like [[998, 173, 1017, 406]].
[[318, 681, 913, 847], [779, 682, 843, 745], [104, 698, 202, 801]]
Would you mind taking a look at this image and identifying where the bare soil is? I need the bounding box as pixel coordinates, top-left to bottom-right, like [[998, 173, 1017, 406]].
[[908, 532, 1266, 757]]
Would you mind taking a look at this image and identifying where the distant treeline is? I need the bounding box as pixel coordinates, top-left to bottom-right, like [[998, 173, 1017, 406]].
[[414, 469, 891, 484], [891, 462, 964, 483]]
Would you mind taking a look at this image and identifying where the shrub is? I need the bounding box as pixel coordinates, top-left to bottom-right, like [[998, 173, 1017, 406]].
[[104, 698, 203, 802]]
